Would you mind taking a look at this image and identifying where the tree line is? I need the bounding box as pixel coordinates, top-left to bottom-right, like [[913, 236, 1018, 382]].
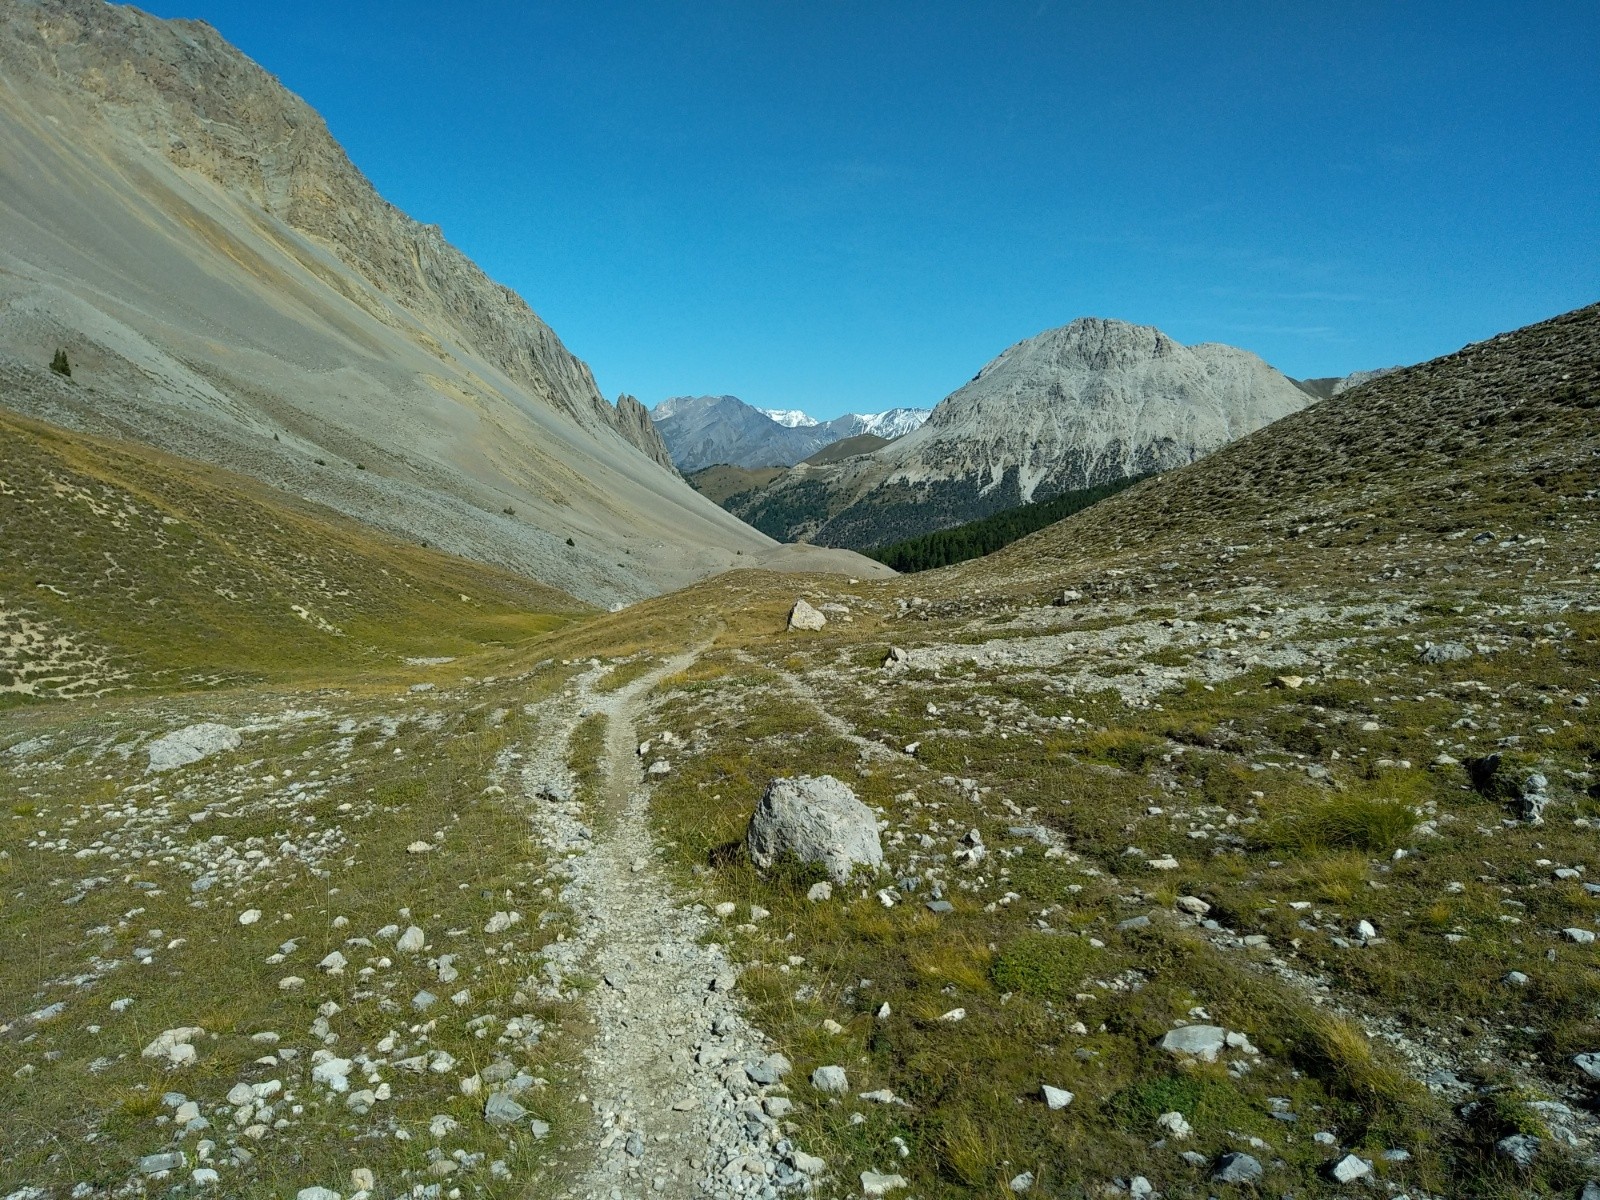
[[864, 474, 1147, 573]]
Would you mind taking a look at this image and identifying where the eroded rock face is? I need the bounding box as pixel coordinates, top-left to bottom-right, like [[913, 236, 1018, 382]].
[[146, 723, 240, 772], [610, 393, 679, 475], [747, 775, 883, 884]]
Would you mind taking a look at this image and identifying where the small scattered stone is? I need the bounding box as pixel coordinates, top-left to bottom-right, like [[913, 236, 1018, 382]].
[[811, 1065, 848, 1094], [1041, 1084, 1073, 1110], [483, 1092, 528, 1126], [1156, 1110, 1192, 1139], [860, 1171, 908, 1196], [1160, 1024, 1227, 1062], [1328, 1154, 1370, 1184]]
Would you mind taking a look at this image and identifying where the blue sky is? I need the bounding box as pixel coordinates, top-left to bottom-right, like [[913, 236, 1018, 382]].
[[145, 1, 1599, 418]]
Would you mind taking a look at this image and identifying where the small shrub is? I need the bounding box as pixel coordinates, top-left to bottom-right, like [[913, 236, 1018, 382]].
[[991, 932, 1098, 998], [49, 348, 71, 377]]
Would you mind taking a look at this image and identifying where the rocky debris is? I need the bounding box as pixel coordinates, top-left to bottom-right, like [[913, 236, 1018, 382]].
[[138, 1151, 185, 1175], [1327, 1154, 1370, 1183], [482, 1091, 528, 1126], [882, 646, 908, 669], [1211, 1152, 1264, 1184], [1496, 1133, 1540, 1168], [1418, 640, 1473, 663], [141, 1027, 204, 1067], [860, 1170, 908, 1196], [146, 723, 240, 772], [747, 775, 884, 884], [1156, 1110, 1192, 1139], [788, 599, 827, 631]]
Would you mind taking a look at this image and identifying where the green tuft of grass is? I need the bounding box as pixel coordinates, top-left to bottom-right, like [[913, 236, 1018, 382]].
[[991, 932, 1099, 998]]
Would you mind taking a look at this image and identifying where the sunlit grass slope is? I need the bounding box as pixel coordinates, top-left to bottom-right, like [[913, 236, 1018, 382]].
[[0, 408, 586, 702]]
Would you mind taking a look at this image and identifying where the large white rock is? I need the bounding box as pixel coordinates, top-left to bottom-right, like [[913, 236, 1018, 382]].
[[788, 599, 827, 631], [147, 724, 240, 772], [141, 1026, 205, 1066], [1159, 1024, 1228, 1062], [747, 775, 883, 884]]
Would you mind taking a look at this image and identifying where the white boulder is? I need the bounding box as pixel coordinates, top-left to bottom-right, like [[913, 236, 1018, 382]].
[[746, 775, 883, 884]]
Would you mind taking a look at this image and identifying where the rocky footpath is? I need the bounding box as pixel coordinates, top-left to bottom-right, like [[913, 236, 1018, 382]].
[[524, 657, 826, 1200]]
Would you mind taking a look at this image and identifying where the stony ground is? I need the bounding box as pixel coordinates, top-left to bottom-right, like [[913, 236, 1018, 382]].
[[4, 303, 1598, 1199]]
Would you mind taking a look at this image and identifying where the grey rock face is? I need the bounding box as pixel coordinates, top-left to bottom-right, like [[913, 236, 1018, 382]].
[[146, 723, 240, 772], [747, 776, 884, 884], [1211, 1152, 1264, 1184], [609, 393, 678, 475]]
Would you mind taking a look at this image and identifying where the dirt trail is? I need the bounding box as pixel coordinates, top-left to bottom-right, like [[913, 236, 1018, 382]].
[[523, 648, 819, 1200]]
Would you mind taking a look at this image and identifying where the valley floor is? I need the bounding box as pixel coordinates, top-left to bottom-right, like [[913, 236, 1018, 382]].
[[5, 553, 1600, 1200]]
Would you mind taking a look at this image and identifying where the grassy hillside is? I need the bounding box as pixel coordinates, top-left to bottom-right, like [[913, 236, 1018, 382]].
[[0, 408, 583, 703], [802, 432, 891, 465], [685, 463, 789, 505]]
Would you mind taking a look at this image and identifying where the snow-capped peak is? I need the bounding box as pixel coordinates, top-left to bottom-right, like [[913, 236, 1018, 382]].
[[855, 408, 931, 438], [757, 408, 819, 428]]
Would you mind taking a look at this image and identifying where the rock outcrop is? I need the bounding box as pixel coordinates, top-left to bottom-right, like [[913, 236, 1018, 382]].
[[609, 394, 678, 476]]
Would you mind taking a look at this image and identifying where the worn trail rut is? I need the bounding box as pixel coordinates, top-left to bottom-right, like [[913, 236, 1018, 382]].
[[518, 651, 818, 1200]]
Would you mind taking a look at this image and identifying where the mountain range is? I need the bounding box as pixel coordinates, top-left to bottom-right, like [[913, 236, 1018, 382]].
[[652, 395, 929, 470], [720, 316, 1313, 547]]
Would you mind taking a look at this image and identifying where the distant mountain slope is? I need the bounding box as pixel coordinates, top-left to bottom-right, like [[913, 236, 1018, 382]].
[[0, 0, 798, 605], [973, 302, 1599, 592], [723, 317, 1311, 548], [654, 394, 928, 470], [802, 432, 890, 465]]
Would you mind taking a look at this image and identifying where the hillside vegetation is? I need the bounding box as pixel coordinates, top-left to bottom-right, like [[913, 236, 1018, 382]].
[[866, 475, 1146, 572], [2, 301, 1598, 1200], [0, 409, 582, 702]]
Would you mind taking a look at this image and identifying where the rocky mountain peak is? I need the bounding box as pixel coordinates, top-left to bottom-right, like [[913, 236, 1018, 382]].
[[609, 394, 678, 476], [0, 0, 613, 432]]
